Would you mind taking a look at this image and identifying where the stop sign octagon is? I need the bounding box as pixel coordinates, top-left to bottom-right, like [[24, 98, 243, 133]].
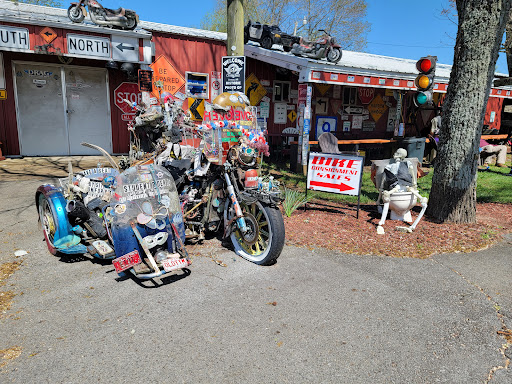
[[114, 82, 141, 114]]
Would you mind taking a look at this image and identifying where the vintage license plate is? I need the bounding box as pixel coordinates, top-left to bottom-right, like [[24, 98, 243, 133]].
[[161, 258, 189, 272], [113, 250, 142, 273]]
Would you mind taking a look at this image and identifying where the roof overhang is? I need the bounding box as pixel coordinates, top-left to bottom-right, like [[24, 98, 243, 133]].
[[244, 43, 512, 98]]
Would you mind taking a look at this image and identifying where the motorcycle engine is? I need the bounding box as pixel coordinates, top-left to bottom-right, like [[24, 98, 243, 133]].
[[92, 8, 107, 21]]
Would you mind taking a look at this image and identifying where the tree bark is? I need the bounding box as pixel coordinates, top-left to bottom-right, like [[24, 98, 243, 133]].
[[227, 0, 245, 56], [426, 0, 512, 223]]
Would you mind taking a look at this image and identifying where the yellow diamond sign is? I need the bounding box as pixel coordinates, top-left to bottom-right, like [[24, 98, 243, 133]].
[[288, 110, 297, 123], [245, 73, 267, 106], [368, 94, 388, 122]]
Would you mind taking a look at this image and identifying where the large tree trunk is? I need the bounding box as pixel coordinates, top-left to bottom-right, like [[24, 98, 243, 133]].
[[426, 0, 511, 223]]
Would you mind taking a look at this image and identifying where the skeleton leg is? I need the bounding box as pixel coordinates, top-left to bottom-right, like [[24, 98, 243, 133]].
[[376, 186, 399, 234], [377, 201, 390, 234], [407, 187, 428, 231]]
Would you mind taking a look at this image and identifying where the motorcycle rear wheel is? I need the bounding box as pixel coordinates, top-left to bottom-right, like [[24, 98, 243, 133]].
[[38, 194, 58, 255], [327, 47, 342, 63], [226, 201, 285, 265], [67, 5, 85, 23], [124, 17, 137, 30]]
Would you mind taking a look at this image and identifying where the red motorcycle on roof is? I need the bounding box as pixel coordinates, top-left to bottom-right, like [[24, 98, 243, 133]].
[[67, 0, 139, 30], [291, 29, 342, 63]]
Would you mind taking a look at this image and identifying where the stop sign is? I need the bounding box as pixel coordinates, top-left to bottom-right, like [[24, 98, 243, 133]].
[[114, 82, 141, 113]]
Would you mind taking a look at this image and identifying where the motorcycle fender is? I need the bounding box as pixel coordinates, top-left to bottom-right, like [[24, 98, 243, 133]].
[[36, 185, 82, 252], [81, 6, 87, 16], [333, 44, 341, 48]]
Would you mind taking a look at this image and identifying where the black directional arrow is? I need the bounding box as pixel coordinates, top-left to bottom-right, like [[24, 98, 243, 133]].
[[116, 43, 135, 52], [44, 31, 53, 37]]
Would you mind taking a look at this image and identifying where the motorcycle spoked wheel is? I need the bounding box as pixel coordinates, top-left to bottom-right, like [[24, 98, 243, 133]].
[[67, 5, 85, 23], [225, 200, 285, 265], [38, 194, 58, 255], [327, 47, 342, 63]]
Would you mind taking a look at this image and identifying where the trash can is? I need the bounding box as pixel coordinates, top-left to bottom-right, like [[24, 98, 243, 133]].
[[396, 137, 426, 164]]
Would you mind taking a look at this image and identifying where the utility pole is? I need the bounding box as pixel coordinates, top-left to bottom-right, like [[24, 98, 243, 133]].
[[227, 0, 244, 56]]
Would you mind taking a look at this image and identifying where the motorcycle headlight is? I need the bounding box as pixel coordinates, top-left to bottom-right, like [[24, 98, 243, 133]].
[[331, 37, 336, 44]]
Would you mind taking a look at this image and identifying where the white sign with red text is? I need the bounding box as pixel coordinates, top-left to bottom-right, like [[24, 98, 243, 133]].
[[307, 152, 364, 196]]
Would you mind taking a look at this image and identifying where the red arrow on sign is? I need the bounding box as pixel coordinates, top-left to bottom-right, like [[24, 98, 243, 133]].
[[310, 180, 354, 192]]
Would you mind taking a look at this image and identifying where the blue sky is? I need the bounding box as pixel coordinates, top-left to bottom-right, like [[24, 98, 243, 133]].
[[70, 0, 508, 73]]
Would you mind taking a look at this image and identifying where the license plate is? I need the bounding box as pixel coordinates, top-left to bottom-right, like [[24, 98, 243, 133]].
[[113, 250, 142, 273], [161, 258, 189, 272]]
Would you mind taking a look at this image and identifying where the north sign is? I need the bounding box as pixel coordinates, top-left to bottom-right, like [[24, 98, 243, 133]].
[[67, 34, 111, 59]]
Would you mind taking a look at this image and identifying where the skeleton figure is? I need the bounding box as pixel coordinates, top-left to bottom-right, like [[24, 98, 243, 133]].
[[373, 148, 428, 234]]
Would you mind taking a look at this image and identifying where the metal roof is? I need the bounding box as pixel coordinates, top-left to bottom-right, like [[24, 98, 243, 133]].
[[244, 42, 453, 83], [0, 0, 228, 41]]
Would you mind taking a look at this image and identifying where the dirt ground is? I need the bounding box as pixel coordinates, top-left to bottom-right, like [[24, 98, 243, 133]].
[[283, 199, 512, 258]]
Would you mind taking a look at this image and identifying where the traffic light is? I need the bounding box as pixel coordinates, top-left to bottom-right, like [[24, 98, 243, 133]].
[[414, 55, 437, 107]]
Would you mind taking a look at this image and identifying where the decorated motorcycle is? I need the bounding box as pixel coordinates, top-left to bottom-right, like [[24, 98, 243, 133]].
[[290, 29, 342, 63], [127, 92, 286, 265], [36, 143, 190, 280], [67, 0, 138, 30]]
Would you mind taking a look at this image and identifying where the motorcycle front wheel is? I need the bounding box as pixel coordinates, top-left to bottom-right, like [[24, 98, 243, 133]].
[[225, 200, 285, 265], [327, 47, 342, 63], [67, 5, 85, 23]]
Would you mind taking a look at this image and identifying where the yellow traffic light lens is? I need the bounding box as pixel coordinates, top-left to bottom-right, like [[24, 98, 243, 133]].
[[416, 75, 430, 89]]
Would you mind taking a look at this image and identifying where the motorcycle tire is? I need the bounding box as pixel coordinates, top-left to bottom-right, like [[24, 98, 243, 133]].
[[38, 194, 58, 255], [225, 200, 285, 265], [67, 5, 85, 23], [260, 36, 273, 50], [327, 47, 342, 63], [124, 17, 138, 31]]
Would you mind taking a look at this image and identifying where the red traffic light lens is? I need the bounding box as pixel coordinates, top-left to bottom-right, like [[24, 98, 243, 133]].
[[419, 59, 432, 72]]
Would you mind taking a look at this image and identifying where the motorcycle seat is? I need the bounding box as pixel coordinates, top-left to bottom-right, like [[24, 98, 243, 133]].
[[105, 7, 124, 15]]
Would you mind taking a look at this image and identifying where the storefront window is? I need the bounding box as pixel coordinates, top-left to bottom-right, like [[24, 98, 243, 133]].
[[273, 80, 291, 102]]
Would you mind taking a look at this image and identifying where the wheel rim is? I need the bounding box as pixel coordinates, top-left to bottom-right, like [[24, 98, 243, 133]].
[[328, 49, 341, 62], [70, 7, 81, 19], [39, 198, 56, 246], [230, 201, 272, 260], [126, 18, 136, 29]]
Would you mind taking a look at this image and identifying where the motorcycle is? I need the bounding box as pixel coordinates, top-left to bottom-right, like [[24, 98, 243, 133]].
[[36, 143, 190, 281], [291, 29, 342, 63], [126, 92, 286, 265], [67, 0, 138, 30]]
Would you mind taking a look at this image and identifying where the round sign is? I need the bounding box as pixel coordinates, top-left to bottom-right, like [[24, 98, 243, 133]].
[[114, 82, 141, 114], [212, 80, 220, 90]]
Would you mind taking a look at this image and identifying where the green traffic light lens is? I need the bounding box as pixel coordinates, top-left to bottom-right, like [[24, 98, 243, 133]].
[[416, 93, 427, 105]]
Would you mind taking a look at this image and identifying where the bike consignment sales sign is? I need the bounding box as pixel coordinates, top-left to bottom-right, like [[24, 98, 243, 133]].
[[306, 152, 364, 196]]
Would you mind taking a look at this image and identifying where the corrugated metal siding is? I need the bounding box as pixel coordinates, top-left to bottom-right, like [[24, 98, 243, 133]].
[[152, 32, 226, 76]]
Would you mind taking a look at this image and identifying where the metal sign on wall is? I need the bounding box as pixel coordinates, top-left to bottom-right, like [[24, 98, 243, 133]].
[[111, 35, 139, 62], [0, 25, 30, 50], [222, 56, 245, 93], [67, 34, 111, 59]]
